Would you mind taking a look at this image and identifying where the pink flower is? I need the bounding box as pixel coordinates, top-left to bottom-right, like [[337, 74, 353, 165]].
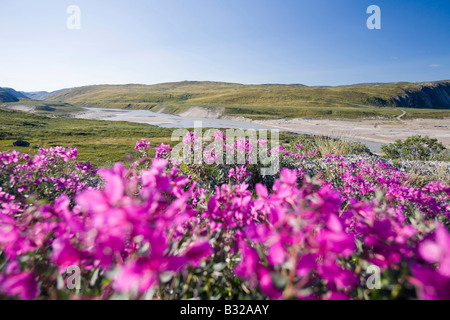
[[184, 240, 213, 267], [114, 235, 187, 294], [235, 243, 260, 281], [297, 254, 317, 277], [154, 143, 173, 159], [410, 265, 450, 300], [0, 264, 39, 300], [419, 225, 450, 277], [267, 240, 286, 265], [51, 238, 82, 272], [135, 138, 151, 151], [183, 132, 198, 145], [318, 263, 358, 291], [258, 267, 283, 299]]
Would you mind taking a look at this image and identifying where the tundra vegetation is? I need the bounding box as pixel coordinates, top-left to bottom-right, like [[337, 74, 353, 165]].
[[381, 136, 448, 161], [0, 126, 448, 300]]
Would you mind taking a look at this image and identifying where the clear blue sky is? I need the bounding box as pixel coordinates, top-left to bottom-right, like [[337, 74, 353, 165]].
[[1, 0, 449, 91]]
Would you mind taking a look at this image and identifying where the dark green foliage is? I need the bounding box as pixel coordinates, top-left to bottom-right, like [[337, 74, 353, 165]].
[[431, 149, 450, 162], [348, 141, 372, 155], [382, 135, 446, 161]]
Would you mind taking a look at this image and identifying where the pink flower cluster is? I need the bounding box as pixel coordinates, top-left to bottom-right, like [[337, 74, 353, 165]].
[[0, 157, 211, 299], [228, 165, 252, 182], [135, 138, 151, 151], [154, 143, 173, 160], [330, 159, 450, 219], [232, 169, 448, 299], [0, 147, 96, 204]]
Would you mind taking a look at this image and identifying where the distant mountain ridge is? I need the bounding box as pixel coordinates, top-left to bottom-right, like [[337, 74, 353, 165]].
[[0, 87, 29, 100], [20, 89, 69, 101], [0, 87, 70, 101]]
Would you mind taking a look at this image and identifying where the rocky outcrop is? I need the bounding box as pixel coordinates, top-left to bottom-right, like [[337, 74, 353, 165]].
[[390, 82, 450, 108], [13, 140, 31, 147]]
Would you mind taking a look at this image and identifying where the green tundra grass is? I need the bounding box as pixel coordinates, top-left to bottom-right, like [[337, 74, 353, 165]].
[[0, 107, 311, 166], [0, 107, 176, 166]]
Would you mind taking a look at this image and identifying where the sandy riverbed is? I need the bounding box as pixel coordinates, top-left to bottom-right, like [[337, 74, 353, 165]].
[[249, 117, 450, 148], [178, 106, 225, 119], [69, 107, 450, 148], [71, 108, 127, 119], [6, 105, 36, 112], [106, 116, 178, 125]]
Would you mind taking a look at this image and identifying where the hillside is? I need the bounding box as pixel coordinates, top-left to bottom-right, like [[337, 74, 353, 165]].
[[0, 87, 28, 100], [0, 91, 19, 103], [391, 82, 450, 108], [47, 80, 450, 108]]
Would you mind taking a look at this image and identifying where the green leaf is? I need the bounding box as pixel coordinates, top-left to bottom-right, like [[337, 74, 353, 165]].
[[270, 272, 288, 291], [213, 262, 227, 272]]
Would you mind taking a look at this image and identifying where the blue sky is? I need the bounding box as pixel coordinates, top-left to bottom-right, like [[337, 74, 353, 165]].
[[0, 0, 449, 91]]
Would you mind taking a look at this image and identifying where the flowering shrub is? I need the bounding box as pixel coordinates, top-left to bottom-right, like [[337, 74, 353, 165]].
[[171, 130, 321, 190], [0, 154, 211, 300], [321, 157, 450, 221], [0, 138, 449, 300], [0, 147, 96, 206]]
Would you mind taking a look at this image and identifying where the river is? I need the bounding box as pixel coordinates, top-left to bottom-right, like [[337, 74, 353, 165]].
[[82, 107, 384, 152]]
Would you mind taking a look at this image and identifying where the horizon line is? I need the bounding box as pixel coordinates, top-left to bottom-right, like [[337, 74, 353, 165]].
[[3, 78, 450, 93]]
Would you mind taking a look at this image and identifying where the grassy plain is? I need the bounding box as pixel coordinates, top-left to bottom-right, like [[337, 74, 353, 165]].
[[0, 107, 175, 166]]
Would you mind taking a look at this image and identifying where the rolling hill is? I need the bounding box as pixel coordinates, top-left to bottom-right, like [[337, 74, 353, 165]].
[[45, 80, 450, 120], [46, 80, 450, 108]]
